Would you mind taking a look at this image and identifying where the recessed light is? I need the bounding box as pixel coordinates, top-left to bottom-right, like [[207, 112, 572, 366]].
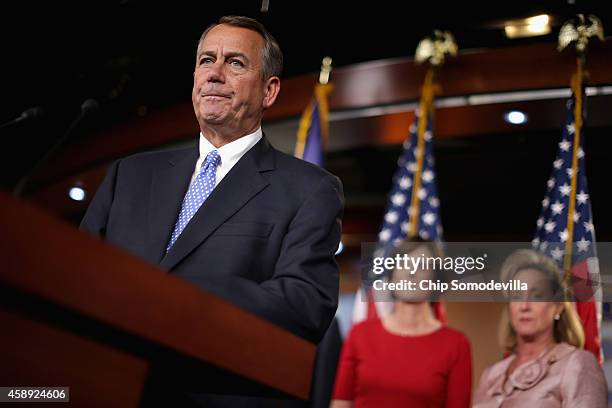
[[504, 110, 528, 125], [68, 186, 87, 202]]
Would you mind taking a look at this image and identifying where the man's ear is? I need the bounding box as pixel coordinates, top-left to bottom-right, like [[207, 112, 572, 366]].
[[262, 76, 280, 109]]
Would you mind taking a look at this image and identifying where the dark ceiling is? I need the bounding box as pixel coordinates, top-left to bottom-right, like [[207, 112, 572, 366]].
[[2, 0, 611, 240], [3, 0, 609, 127]]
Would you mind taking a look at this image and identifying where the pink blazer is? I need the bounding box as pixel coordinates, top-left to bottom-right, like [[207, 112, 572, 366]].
[[473, 342, 607, 408]]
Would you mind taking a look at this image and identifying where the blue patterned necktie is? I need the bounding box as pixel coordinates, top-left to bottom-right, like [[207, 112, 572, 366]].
[[166, 150, 221, 252]]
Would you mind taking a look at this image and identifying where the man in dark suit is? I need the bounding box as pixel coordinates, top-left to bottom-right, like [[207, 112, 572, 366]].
[[80, 15, 343, 406]]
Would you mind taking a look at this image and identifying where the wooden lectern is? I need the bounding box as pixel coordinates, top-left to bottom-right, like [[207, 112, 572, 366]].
[[0, 191, 315, 407]]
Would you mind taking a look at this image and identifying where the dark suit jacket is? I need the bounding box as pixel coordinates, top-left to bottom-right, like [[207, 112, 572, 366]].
[[80, 136, 343, 404]]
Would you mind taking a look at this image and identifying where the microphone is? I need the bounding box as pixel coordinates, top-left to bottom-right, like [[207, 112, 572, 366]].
[[0, 106, 44, 130], [13, 99, 100, 197]]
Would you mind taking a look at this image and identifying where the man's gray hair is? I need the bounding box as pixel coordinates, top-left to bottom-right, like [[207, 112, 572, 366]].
[[197, 15, 283, 80]]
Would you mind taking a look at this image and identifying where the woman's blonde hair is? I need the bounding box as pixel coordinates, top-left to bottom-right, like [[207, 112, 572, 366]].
[[498, 249, 585, 352]]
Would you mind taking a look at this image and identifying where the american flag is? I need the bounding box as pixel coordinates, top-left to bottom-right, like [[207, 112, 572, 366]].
[[353, 106, 446, 323], [532, 90, 602, 362], [377, 108, 443, 249]]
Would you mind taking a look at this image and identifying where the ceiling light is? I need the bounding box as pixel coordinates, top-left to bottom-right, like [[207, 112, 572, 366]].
[[504, 14, 551, 39], [504, 110, 528, 125], [525, 14, 550, 26], [68, 186, 87, 202]]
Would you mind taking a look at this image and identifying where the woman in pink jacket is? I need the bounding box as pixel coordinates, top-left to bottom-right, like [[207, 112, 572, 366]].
[[474, 249, 607, 408]]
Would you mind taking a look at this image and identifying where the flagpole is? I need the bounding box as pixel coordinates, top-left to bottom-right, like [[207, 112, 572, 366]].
[[557, 13, 604, 290], [408, 68, 435, 238], [294, 57, 333, 159], [408, 30, 457, 238], [563, 56, 583, 289], [315, 57, 333, 144]]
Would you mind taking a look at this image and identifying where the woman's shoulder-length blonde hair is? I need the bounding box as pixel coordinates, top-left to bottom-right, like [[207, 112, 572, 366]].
[[498, 248, 585, 353]]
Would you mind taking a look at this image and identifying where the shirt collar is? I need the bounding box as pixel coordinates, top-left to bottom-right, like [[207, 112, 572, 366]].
[[198, 127, 263, 166]]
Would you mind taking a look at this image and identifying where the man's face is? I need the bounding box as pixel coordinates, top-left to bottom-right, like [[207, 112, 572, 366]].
[[192, 24, 279, 138]]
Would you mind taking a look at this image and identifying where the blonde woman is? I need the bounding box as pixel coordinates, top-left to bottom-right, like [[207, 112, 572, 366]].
[[473, 249, 606, 407]]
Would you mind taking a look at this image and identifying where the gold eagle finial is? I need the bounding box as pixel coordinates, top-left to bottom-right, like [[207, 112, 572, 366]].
[[415, 30, 458, 66], [558, 14, 604, 53]]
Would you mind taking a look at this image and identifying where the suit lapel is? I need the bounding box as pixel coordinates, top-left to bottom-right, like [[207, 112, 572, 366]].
[[147, 146, 199, 264], [159, 137, 275, 271]]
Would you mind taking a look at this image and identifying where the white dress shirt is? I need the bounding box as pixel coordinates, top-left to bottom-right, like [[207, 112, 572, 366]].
[[190, 127, 263, 187]]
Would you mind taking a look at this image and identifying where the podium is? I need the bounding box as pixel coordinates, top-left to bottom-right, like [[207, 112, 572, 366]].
[[0, 192, 315, 407]]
